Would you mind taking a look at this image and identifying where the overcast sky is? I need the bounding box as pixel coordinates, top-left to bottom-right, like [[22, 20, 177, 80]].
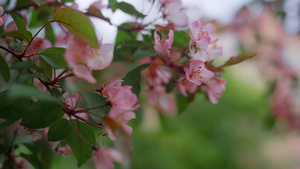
[[75, 0, 254, 43]]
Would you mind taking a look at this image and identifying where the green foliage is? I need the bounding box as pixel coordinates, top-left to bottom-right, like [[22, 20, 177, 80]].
[[0, 90, 30, 120], [176, 93, 194, 114], [8, 84, 59, 102], [52, 7, 99, 48], [11, 61, 44, 72], [115, 22, 138, 46], [48, 118, 72, 141], [10, 12, 27, 30], [114, 2, 146, 18], [82, 92, 110, 116], [66, 120, 96, 167], [132, 48, 157, 61], [38, 47, 67, 69], [122, 63, 151, 96], [45, 24, 56, 45], [0, 30, 32, 43], [0, 55, 10, 82], [20, 101, 64, 128], [29, 5, 54, 28], [20, 153, 43, 169], [173, 30, 190, 48], [32, 0, 48, 6]]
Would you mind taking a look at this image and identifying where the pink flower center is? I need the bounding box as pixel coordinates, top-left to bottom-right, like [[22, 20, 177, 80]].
[[190, 67, 203, 80]]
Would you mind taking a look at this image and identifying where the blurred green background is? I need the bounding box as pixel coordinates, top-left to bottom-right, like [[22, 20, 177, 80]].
[[48, 63, 282, 169]]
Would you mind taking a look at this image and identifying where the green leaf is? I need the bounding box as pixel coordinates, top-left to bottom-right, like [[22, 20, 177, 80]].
[[122, 63, 151, 96], [0, 90, 30, 120], [109, 0, 118, 12], [20, 153, 43, 169], [63, 0, 74, 2], [29, 5, 54, 28], [45, 24, 55, 45], [115, 2, 145, 18], [11, 61, 44, 72], [40, 57, 52, 80], [66, 120, 96, 167], [173, 31, 190, 48], [15, 0, 31, 9], [0, 55, 10, 82], [177, 93, 194, 114], [10, 12, 26, 30], [82, 92, 109, 116], [38, 47, 67, 69], [20, 101, 64, 129], [8, 84, 59, 102], [48, 118, 72, 141], [0, 30, 32, 43], [32, 0, 48, 6], [115, 23, 138, 46], [223, 53, 256, 67], [52, 7, 98, 48], [132, 48, 157, 61], [17, 73, 47, 84], [87, 6, 111, 23]]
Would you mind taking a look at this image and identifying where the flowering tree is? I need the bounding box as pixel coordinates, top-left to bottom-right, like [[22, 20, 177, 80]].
[[0, 0, 254, 168]]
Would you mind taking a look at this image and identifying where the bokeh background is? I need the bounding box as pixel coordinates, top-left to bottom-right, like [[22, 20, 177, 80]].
[[13, 0, 300, 168]]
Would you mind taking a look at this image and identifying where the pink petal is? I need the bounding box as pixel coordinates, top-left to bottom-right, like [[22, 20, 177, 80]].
[[72, 65, 96, 83]]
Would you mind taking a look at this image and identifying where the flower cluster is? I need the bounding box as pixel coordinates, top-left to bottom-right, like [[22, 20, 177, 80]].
[[160, 0, 188, 27]]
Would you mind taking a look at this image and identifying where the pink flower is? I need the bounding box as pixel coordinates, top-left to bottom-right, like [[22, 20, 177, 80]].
[[177, 78, 198, 97], [147, 86, 175, 114], [85, 38, 114, 70], [100, 80, 124, 99], [0, 6, 7, 27], [163, 1, 188, 27], [30, 37, 52, 51], [191, 48, 223, 62], [109, 85, 140, 113], [105, 110, 136, 140], [154, 30, 174, 54], [92, 0, 108, 9], [160, 0, 181, 6], [64, 36, 114, 83], [143, 63, 172, 87], [57, 145, 72, 156], [184, 60, 214, 85], [189, 21, 214, 48], [94, 147, 123, 169], [206, 79, 226, 104]]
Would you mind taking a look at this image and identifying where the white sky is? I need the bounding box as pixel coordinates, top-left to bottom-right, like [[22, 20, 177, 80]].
[[76, 0, 254, 44]]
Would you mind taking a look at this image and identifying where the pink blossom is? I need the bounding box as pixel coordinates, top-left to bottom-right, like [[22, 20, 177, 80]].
[[64, 37, 114, 83], [177, 78, 198, 97], [143, 63, 172, 87], [0, 6, 7, 27], [206, 79, 226, 104], [192, 48, 223, 62], [154, 30, 174, 54], [164, 1, 188, 27], [100, 80, 124, 99], [30, 37, 52, 51], [86, 39, 114, 70], [5, 21, 17, 32], [94, 147, 123, 169], [148, 86, 175, 114], [57, 145, 72, 156], [189, 21, 214, 48], [105, 110, 136, 140], [108, 85, 140, 113], [184, 60, 214, 85], [92, 0, 108, 9], [160, 0, 181, 6]]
